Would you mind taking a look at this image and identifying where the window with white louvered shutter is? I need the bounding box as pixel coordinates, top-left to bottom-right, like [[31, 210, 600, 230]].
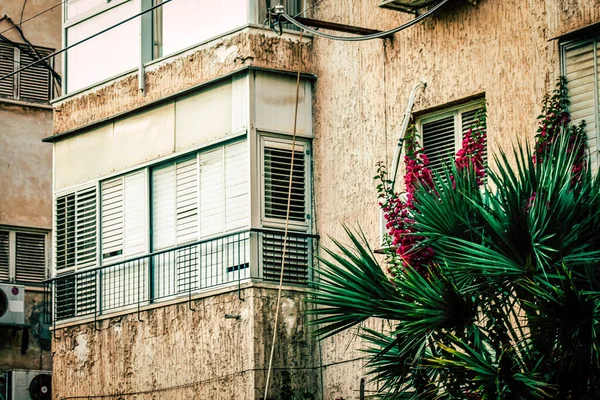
[[55, 186, 97, 319], [262, 139, 308, 226], [562, 37, 600, 173], [0, 231, 9, 282], [418, 101, 487, 176], [15, 232, 46, 284], [261, 137, 311, 284]]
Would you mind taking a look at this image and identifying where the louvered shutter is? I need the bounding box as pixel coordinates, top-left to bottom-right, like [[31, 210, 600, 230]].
[[15, 232, 46, 283], [564, 39, 599, 172], [0, 231, 9, 281], [18, 45, 52, 103], [262, 233, 309, 284], [422, 115, 456, 174], [261, 139, 310, 284], [263, 142, 307, 223], [54, 186, 97, 319], [0, 43, 14, 98]]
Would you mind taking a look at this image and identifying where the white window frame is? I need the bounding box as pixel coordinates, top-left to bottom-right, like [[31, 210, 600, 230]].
[[560, 33, 600, 173], [0, 226, 50, 287], [416, 99, 486, 163], [259, 135, 312, 233]]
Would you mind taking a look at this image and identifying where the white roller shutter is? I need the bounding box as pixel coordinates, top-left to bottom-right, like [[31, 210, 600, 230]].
[[199, 148, 224, 237], [563, 38, 599, 172], [225, 141, 249, 231], [152, 157, 200, 297], [101, 171, 148, 311]]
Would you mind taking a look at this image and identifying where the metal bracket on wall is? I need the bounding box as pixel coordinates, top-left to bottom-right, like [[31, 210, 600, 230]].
[[188, 286, 196, 311]]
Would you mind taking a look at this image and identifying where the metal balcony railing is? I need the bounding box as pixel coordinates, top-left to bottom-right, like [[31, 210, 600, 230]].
[[44, 229, 317, 326]]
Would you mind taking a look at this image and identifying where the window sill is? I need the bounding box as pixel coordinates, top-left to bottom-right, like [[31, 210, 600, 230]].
[[0, 97, 53, 110]]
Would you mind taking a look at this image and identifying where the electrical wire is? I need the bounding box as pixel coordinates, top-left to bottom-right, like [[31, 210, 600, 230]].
[[0, 0, 173, 84], [277, 0, 450, 42], [263, 28, 304, 400], [0, 0, 66, 37]]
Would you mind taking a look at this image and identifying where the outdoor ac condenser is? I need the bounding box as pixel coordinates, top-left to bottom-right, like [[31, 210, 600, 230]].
[[0, 284, 25, 326], [4, 370, 52, 400], [379, 0, 440, 12]]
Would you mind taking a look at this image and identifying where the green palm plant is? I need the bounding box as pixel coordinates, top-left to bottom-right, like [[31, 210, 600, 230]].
[[308, 82, 600, 399]]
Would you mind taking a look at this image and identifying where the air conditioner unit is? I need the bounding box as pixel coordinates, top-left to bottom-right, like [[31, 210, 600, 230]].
[[379, 0, 441, 12], [0, 284, 25, 326], [4, 370, 52, 400]]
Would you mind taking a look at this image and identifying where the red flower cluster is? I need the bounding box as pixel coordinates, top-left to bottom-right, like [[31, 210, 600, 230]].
[[455, 127, 486, 185], [533, 77, 587, 184], [378, 128, 435, 276], [377, 111, 487, 278]]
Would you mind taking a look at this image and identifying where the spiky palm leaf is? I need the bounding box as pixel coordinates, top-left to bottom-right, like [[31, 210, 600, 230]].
[[309, 133, 600, 398]]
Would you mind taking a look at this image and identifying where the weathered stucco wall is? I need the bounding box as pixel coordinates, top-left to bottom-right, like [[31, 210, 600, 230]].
[[52, 30, 312, 135], [310, 0, 599, 398], [0, 0, 62, 58], [0, 103, 53, 228], [52, 286, 319, 400], [0, 290, 52, 372]]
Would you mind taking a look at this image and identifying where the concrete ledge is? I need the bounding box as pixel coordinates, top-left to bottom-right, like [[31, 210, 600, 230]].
[[51, 28, 312, 135], [51, 280, 312, 330]]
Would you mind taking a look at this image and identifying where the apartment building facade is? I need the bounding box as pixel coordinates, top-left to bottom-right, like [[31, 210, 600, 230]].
[[46, 0, 599, 399], [0, 0, 61, 397]]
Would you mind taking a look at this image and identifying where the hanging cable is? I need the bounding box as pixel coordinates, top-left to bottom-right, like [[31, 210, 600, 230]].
[[274, 0, 450, 42], [0, 0, 173, 84], [263, 28, 304, 400]]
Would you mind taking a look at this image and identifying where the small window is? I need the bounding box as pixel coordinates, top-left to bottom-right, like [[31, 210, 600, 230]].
[[561, 34, 600, 173], [0, 42, 54, 103], [0, 228, 48, 285], [262, 138, 309, 227], [416, 100, 487, 175]]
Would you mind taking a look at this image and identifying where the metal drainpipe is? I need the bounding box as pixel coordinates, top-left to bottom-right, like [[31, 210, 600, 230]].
[[139, 17, 145, 94], [390, 78, 427, 191]]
